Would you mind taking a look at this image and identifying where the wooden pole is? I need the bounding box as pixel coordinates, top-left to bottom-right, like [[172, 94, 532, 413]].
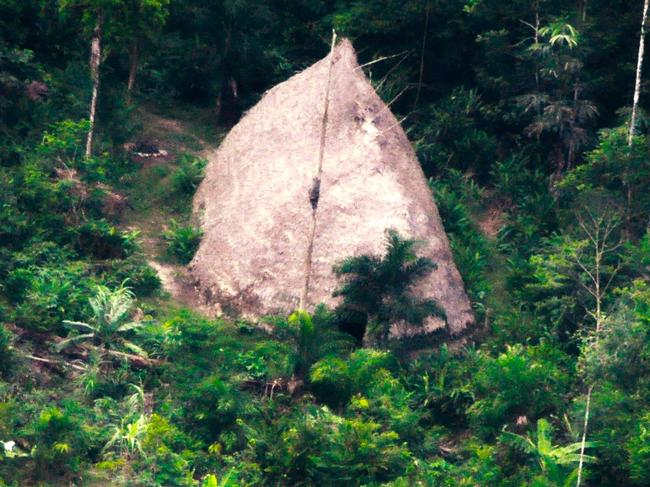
[[299, 29, 337, 310]]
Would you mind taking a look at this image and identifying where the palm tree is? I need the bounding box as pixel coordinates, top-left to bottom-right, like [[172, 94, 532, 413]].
[[501, 419, 596, 486], [57, 284, 145, 357], [519, 21, 598, 179], [289, 309, 318, 378], [333, 229, 445, 348], [288, 306, 353, 377], [104, 384, 148, 459]]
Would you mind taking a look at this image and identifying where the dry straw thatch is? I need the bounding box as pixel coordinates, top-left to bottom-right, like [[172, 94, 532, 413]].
[[190, 38, 474, 335]]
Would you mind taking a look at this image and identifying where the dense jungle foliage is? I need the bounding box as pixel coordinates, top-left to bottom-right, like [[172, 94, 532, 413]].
[[1, 0, 650, 485]]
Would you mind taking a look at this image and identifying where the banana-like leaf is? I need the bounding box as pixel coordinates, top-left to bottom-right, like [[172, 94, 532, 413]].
[[56, 333, 95, 351]]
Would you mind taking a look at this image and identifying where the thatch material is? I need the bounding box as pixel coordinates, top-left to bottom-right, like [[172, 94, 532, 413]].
[[190, 39, 474, 335]]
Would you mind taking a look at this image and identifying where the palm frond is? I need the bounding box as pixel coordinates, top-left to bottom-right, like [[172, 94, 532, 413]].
[[117, 321, 144, 333], [56, 333, 96, 351], [536, 418, 553, 454], [62, 320, 96, 332], [121, 340, 148, 358], [501, 430, 537, 455]]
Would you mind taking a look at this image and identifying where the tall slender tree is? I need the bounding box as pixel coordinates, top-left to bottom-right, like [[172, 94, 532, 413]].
[[624, 0, 649, 236], [518, 20, 597, 179], [413, 1, 431, 110], [571, 205, 623, 487], [115, 0, 169, 95], [628, 0, 649, 146], [86, 8, 103, 158], [59, 0, 122, 158]]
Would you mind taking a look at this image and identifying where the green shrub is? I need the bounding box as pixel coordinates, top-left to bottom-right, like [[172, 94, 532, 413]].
[[309, 349, 395, 408], [4, 267, 35, 303], [76, 219, 140, 259], [449, 442, 504, 485], [2, 242, 76, 303], [627, 412, 650, 485], [308, 412, 413, 484], [309, 356, 351, 408], [37, 119, 90, 164], [349, 369, 425, 446], [489, 156, 557, 255], [162, 311, 210, 347], [12, 264, 94, 333], [498, 191, 558, 256], [490, 155, 546, 207], [522, 213, 625, 341], [500, 418, 592, 486], [431, 173, 491, 306], [38, 118, 131, 183], [468, 343, 570, 437], [272, 307, 354, 378], [100, 256, 161, 297], [584, 384, 641, 484], [243, 405, 413, 485], [179, 375, 240, 442], [137, 414, 200, 486], [163, 220, 202, 264], [235, 350, 270, 380], [560, 128, 650, 239], [578, 282, 650, 390], [10, 161, 73, 235], [489, 306, 550, 349], [27, 403, 97, 480], [234, 340, 293, 381], [0, 324, 14, 378], [170, 154, 207, 195], [412, 88, 496, 178], [406, 346, 476, 426]]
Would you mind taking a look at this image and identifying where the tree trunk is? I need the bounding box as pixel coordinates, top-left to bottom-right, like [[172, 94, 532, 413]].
[[629, 0, 649, 145], [572, 1, 586, 169], [214, 92, 223, 122], [413, 1, 431, 111], [576, 383, 594, 487], [127, 39, 139, 94], [575, 220, 610, 487], [534, 0, 541, 106], [550, 143, 565, 186], [577, 0, 588, 25], [215, 19, 233, 124], [85, 10, 104, 159], [625, 0, 649, 235]]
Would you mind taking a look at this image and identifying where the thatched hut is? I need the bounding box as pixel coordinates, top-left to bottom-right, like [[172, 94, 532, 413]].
[[190, 39, 474, 335]]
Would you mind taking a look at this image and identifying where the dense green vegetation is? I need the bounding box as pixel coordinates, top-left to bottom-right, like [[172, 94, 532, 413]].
[[1, 1, 650, 485]]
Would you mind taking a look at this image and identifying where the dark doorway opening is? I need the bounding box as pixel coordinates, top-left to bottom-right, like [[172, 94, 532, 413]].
[[335, 308, 368, 345]]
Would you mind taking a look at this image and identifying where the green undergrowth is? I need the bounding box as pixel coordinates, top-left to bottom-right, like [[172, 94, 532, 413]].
[[4, 1, 650, 484], [2, 100, 650, 486]]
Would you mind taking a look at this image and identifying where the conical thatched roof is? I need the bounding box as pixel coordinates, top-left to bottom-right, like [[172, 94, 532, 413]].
[[190, 39, 474, 335]]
